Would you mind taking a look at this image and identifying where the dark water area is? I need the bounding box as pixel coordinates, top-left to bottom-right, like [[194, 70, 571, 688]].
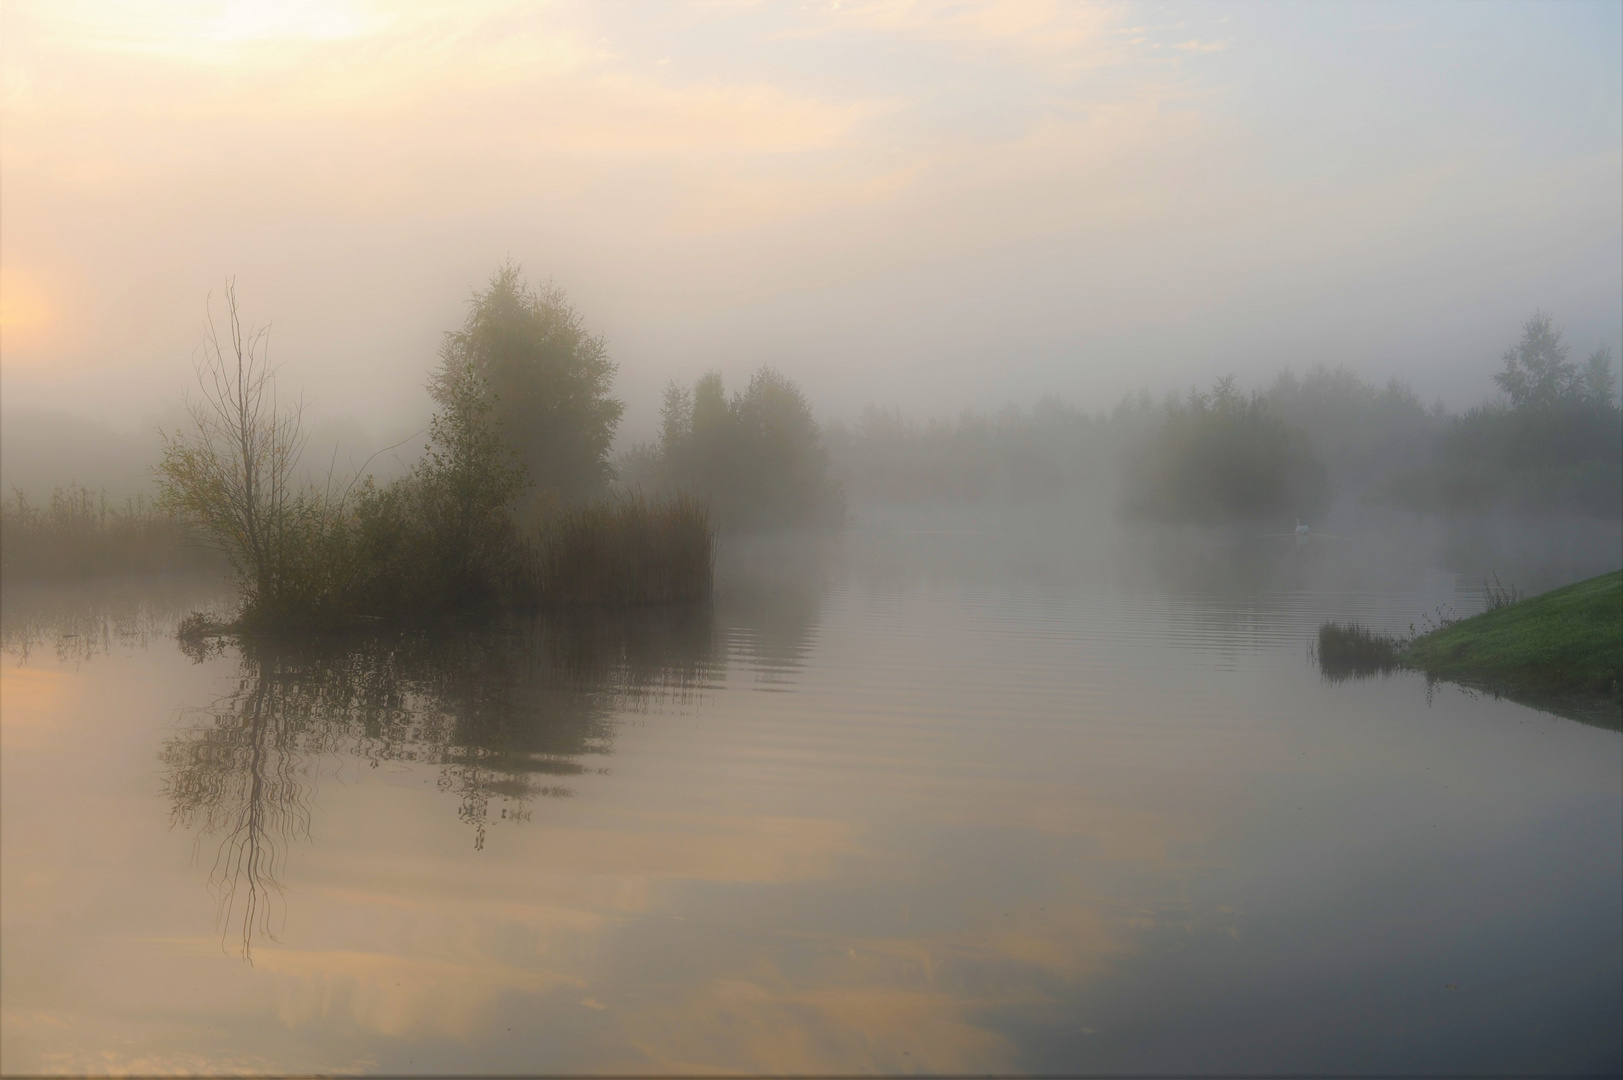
[[2, 509, 1620, 1075]]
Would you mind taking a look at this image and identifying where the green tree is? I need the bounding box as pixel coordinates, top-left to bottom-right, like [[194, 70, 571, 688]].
[[1388, 315, 1622, 516], [1128, 376, 1328, 522], [157, 282, 331, 620], [656, 366, 842, 529], [1495, 311, 1579, 409], [1581, 344, 1617, 407], [352, 367, 526, 614], [411, 367, 528, 599], [431, 263, 623, 504]]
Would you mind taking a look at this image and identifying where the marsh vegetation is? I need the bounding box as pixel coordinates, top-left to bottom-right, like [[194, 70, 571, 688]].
[[151, 271, 711, 631], [1315, 621, 1405, 681], [0, 483, 217, 580]]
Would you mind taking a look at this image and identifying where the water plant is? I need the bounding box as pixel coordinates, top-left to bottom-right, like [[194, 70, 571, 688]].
[[1315, 621, 1405, 681], [1483, 572, 1522, 611], [523, 492, 713, 606]]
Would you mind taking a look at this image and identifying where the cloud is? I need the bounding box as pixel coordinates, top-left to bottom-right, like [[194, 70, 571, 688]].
[[0, 0, 1614, 425], [1173, 38, 1228, 53], [816, 0, 1122, 56]]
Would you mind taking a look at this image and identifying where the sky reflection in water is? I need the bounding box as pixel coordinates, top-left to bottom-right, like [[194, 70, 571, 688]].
[[1, 514, 1620, 1075]]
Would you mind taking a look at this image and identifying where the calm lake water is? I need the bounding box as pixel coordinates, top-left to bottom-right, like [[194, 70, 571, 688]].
[[3, 509, 1620, 1076]]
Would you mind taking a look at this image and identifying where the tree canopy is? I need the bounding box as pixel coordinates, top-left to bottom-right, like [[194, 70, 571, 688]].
[[1495, 311, 1617, 410], [431, 263, 623, 504], [1127, 376, 1329, 522], [654, 366, 843, 530]]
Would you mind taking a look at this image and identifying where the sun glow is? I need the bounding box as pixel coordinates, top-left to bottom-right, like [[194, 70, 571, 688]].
[[0, 269, 54, 356], [58, 0, 384, 63]]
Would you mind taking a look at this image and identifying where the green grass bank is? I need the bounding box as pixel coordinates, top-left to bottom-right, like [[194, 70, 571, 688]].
[[1402, 570, 1622, 726]]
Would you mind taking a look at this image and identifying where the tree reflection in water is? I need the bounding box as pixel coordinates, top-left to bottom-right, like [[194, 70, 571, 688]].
[[161, 605, 719, 960]]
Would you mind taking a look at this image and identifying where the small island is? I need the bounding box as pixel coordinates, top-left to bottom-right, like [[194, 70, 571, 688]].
[[1320, 570, 1623, 728]]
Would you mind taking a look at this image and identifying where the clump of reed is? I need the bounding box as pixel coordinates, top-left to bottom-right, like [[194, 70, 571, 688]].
[[1316, 621, 1405, 681], [1483, 572, 1522, 612], [523, 492, 713, 606], [0, 484, 216, 582]]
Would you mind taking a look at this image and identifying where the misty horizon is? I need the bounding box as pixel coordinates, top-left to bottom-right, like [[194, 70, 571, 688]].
[[3, 1, 1620, 442], [2, 5, 1620, 1076]]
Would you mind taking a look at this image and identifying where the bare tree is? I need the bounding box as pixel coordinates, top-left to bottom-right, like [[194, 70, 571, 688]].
[[158, 281, 308, 613]]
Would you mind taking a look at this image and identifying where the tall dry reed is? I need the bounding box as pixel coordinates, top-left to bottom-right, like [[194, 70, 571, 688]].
[[523, 492, 713, 605], [1, 484, 216, 581]]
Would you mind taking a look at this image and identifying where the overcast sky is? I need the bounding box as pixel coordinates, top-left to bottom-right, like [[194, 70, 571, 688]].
[[2, 0, 1619, 440]]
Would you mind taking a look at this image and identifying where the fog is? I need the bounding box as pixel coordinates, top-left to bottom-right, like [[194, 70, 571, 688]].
[[3, 0, 1620, 474], [8, 7, 1623, 1074]]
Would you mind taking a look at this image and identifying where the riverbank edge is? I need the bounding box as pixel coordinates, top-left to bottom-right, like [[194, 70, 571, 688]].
[[1404, 570, 1622, 729]]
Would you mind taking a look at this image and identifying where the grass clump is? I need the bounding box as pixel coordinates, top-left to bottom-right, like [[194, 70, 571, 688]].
[[1316, 622, 1404, 680]]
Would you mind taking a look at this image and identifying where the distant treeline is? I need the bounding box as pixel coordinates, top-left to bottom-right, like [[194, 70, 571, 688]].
[[825, 395, 1147, 505], [826, 311, 1619, 522], [1386, 316, 1619, 516], [618, 368, 845, 530], [5, 298, 1615, 594]]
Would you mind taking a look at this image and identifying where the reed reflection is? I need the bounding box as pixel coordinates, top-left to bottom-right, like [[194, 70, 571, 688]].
[[0, 574, 228, 664], [161, 605, 719, 960]]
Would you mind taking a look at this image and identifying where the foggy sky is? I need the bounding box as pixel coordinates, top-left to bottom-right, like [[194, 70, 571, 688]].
[[2, 0, 1619, 443]]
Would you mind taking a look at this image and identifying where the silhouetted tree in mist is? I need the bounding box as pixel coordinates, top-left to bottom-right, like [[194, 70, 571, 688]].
[[1127, 376, 1329, 523], [350, 365, 528, 614], [1581, 345, 1618, 407], [822, 394, 1126, 504], [1264, 364, 1442, 500], [1493, 310, 1617, 410], [1387, 312, 1621, 515], [431, 262, 623, 504], [157, 281, 347, 623], [644, 366, 843, 530]]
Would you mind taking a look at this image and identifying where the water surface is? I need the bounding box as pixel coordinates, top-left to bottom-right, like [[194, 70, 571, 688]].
[[2, 512, 1620, 1075]]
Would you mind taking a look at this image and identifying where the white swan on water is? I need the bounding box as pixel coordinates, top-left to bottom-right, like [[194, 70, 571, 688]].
[[1261, 520, 1335, 542]]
